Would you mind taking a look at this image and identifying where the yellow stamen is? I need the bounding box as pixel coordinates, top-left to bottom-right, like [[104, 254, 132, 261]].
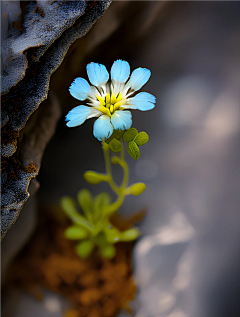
[[116, 93, 122, 102], [97, 92, 124, 117], [110, 104, 114, 114], [114, 99, 125, 111], [96, 95, 105, 107], [110, 94, 116, 104], [105, 93, 111, 104], [111, 93, 122, 104], [98, 105, 111, 117]]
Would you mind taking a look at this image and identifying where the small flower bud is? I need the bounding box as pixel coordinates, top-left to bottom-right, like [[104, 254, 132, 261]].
[[130, 182, 146, 196], [111, 156, 121, 164], [83, 171, 105, 185]]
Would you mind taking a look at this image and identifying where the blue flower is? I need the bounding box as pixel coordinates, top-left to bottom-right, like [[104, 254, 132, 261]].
[[66, 60, 156, 141]]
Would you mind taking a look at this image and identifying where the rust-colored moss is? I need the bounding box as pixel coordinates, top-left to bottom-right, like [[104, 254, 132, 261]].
[[9, 209, 139, 317], [13, 21, 23, 31]]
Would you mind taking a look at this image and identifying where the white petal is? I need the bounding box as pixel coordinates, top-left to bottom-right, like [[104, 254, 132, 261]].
[[111, 110, 132, 130], [127, 68, 151, 91], [66, 105, 91, 127], [69, 78, 91, 101], [93, 115, 114, 141], [87, 62, 109, 87], [88, 108, 102, 119], [111, 60, 130, 83], [122, 92, 156, 111]]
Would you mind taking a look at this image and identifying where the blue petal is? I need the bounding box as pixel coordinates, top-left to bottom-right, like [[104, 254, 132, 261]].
[[87, 62, 109, 86], [130, 92, 156, 111], [93, 115, 113, 141], [111, 110, 132, 130], [69, 78, 91, 100], [111, 60, 130, 82], [129, 68, 151, 91], [66, 105, 91, 127]]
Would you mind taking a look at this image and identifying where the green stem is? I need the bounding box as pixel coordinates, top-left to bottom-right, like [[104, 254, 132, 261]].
[[120, 139, 125, 161], [119, 159, 129, 191], [103, 137, 129, 215], [102, 141, 120, 195], [104, 192, 125, 215]]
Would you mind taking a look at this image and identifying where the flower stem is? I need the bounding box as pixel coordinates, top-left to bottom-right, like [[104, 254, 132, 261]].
[[102, 138, 129, 215], [102, 141, 120, 195]]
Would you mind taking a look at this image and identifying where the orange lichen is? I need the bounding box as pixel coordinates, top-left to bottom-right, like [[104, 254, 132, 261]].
[[9, 209, 139, 317], [23, 161, 37, 174]]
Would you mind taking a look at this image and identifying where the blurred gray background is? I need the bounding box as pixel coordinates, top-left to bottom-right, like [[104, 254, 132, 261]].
[[2, 2, 240, 317]]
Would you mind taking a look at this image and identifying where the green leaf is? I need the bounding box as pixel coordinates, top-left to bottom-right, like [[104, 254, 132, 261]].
[[130, 182, 146, 196], [60, 196, 93, 231], [77, 189, 93, 220], [65, 225, 88, 240], [99, 244, 116, 259], [105, 226, 122, 243], [127, 141, 140, 160], [109, 138, 122, 152], [123, 128, 138, 142], [60, 196, 77, 215], [93, 192, 111, 223], [76, 240, 94, 258], [134, 131, 149, 146], [120, 228, 139, 241]]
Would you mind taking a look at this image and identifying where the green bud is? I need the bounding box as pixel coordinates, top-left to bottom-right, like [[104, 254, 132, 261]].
[[130, 182, 146, 196], [65, 225, 88, 240], [111, 156, 121, 165], [83, 171, 105, 185], [120, 228, 139, 241], [76, 240, 94, 258], [127, 141, 140, 160], [134, 132, 149, 146], [100, 244, 116, 259], [123, 128, 138, 142], [109, 138, 122, 152]]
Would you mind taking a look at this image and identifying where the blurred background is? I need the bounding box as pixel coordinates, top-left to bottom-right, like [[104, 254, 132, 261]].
[[2, 1, 240, 317]]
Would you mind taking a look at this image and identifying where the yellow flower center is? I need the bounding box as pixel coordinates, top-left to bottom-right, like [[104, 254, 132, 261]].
[[96, 93, 124, 117]]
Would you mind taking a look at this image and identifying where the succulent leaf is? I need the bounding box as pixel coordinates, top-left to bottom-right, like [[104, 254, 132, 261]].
[[134, 131, 149, 146], [127, 141, 140, 160], [123, 128, 138, 142], [109, 138, 122, 152], [65, 225, 88, 240]]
